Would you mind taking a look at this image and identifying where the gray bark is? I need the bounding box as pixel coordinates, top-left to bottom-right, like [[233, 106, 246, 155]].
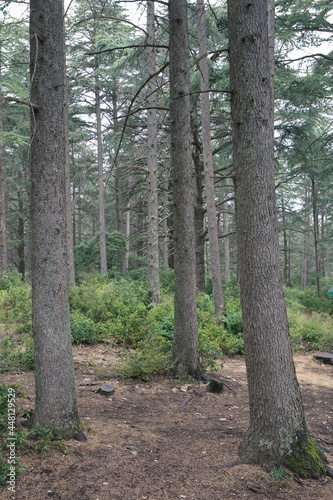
[[169, 0, 198, 375], [146, 0, 160, 304], [95, 84, 107, 275], [228, 0, 321, 472], [0, 103, 8, 277], [30, 0, 79, 432], [197, 0, 225, 320]]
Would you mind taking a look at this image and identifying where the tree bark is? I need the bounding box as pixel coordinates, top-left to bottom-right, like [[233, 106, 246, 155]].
[[30, 0, 79, 433], [95, 83, 108, 276], [228, 0, 326, 476], [197, 0, 225, 320], [0, 103, 8, 277], [146, 0, 160, 305], [169, 0, 198, 376]]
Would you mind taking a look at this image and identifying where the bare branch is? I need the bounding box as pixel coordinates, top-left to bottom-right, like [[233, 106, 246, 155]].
[[0, 96, 38, 110], [86, 43, 168, 56]]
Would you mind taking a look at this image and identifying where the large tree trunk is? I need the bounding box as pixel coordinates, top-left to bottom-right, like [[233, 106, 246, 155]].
[[197, 0, 225, 320], [169, 0, 198, 376], [30, 0, 79, 433], [146, 0, 160, 305], [228, 0, 326, 476]]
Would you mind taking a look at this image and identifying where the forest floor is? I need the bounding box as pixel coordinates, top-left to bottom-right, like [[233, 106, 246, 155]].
[[1, 345, 333, 500]]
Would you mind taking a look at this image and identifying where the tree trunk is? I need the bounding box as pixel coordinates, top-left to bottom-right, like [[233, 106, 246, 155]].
[[95, 82, 107, 276], [192, 117, 206, 293], [169, 0, 198, 376], [146, 0, 160, 305], [0, 102, 8, 277], [30, 0, 79, 433], [197, 0, 225, 321], [228, 0, 326, 477], [223, 209, 231, 283], [311, 175, 320, 293]]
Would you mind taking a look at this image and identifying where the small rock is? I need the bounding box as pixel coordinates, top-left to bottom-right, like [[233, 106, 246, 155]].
[[95, 384, 115, 396], [74, 431, 87, 442]]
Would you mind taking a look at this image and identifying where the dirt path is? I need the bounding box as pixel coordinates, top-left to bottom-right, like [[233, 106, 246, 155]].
[[1, 346, 332, 500]]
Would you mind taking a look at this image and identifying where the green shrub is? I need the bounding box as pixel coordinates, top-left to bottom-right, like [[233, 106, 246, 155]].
[[70, 314, 100, 344], [224, 310, 243, 335], [69, 278, 150, 346], [288, 309, 333, 350], [0, 280, 32, 334], [0, 335, 34, 373]]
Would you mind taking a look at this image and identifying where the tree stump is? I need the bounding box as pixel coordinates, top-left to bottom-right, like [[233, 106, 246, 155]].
[[313, 352, 333, 365]]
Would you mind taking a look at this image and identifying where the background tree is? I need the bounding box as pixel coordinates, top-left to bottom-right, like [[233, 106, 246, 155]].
[[169, 0, 198, 376], [228, 0, 327, 476], [30, 0, 79, 432]]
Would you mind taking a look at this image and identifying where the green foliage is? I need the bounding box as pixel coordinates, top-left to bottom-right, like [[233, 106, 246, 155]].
[[74, 231, 126, 275], [70, 314, 100, 344], [0, 274, 32, 334], [0, 335, 34, 373], [270, 465, 292, 481], [69, 277, 150, 346], [116, 333, 173, 380]]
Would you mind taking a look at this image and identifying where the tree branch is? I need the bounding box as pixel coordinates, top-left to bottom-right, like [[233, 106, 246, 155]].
[[0, 96, 38, 110]]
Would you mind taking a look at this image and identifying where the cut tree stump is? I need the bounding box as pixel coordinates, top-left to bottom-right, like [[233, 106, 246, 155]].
[[313, 352, 333, 365], [95, 384, 115, 396]]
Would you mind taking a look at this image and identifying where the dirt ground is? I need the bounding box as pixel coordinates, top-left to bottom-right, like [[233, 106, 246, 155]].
[[1, 345, 332, 500]]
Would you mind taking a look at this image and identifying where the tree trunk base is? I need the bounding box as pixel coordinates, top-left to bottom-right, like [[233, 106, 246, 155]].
[[282, 432, 327, 479]]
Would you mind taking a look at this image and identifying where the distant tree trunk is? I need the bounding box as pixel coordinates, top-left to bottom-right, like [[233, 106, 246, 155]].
[[197, 0, 224, 320], [65, 99, 75, 286], [0, 102, 8, 277], [124, 200, 131, 274], [311, 175, 320, 293], [192, 117, 205, 293], [30, 0, 79, 433], [223, 209, 231, 283], [228, 0, 326, 476], [301, 186, 310, 289], [146, 0, 160, 305], [95, 81, 107, 275], [112, 89, 124, 236], [281, 197, 290, 287], [161, 181, 169, 270], [17, 192, 26, 278], [169, 0, 198, 376]]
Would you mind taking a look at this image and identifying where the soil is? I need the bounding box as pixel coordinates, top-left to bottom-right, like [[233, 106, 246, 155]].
[[1, 345, 332, 500]]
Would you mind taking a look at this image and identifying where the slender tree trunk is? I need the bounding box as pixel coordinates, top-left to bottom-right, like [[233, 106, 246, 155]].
[[30, 0, 79, 433], [192, 118, 206, 293], [146, 0, 160, 305], [0, 83, 8, 277], [169, 0, 198, 376], [124, 200, 130, 274], [223, 209, 231, 283], [95, 82, 107, 275], [65, 101, 75, 286], [228, 0, 326, 476], [281, 197, 290, 286], [197, 0, 224, 320], [161, 182, 169, 270], [311, 175, 320, 293]]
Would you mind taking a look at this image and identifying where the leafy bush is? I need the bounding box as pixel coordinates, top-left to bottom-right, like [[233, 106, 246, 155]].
[[288, 310, 333, 351], [69, 277, 150, 346], [70, 314, 100, 344], [0, 280, 32, 334], [0, 335, 34, 373]]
